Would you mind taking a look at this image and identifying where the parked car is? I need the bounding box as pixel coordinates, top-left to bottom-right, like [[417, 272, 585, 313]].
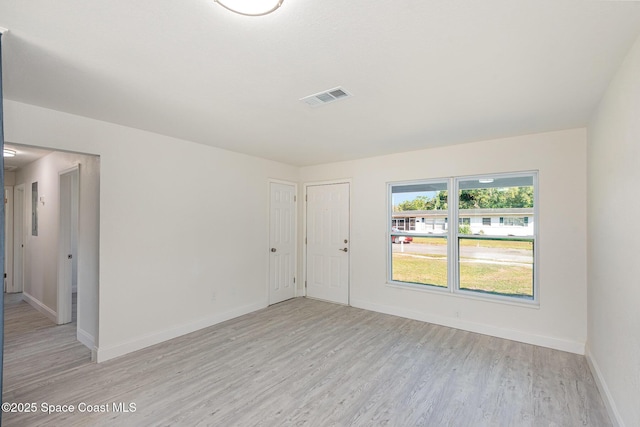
[[391, 227, 413, 244]]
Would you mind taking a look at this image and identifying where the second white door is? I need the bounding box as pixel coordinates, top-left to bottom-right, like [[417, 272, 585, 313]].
[[306, 183, 350, 305], [269, 182, 297, 305]]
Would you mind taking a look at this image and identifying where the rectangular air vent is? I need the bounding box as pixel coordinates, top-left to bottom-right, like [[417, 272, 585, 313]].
[[300, 87, 353, 107]]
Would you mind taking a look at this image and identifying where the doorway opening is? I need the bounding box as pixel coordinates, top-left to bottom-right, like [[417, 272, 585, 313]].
[[3, 143, 100, 356]]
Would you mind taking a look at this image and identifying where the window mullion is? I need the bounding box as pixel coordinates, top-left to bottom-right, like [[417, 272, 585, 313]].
[[448, 177, 458, 293]]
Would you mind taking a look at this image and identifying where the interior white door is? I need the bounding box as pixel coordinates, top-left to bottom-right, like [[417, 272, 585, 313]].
[[12, 184, 24, 293], [269, 182, 296, 305], [58, 168, 79, 325], [4, 186, 13, 293], [306, 183, 350, 305]]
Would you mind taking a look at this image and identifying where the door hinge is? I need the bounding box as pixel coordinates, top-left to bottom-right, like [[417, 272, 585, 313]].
[[293, 277, 296, 284], [305, 237, 307, 244], [305, 281, 307, 289], [305, 195, 308, 202], [294, 195, 297, 202]]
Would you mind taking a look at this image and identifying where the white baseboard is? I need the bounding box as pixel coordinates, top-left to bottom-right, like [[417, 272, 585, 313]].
[[22, 292, 57, 324], [77, 328, 96, 351], [350, 298, 585, 355], [585, 345, 624, 427], [96, 301, 266, 363]]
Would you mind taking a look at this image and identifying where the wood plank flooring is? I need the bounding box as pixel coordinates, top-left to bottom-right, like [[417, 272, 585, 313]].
[[3, 296, 611, 426], [3, 293, 91, 401]]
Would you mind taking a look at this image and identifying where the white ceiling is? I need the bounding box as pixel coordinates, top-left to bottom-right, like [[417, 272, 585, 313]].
[[1, 0, 640, 166], [3, 144, 52, 171]]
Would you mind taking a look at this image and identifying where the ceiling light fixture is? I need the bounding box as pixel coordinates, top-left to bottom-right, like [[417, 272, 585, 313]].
[[214, 0, 283, 16], [3, 148, 16, 158]]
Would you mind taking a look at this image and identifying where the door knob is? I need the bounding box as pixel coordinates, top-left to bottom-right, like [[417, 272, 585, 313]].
[[339, 248, 348, 252], [271, 248, 277, 252]]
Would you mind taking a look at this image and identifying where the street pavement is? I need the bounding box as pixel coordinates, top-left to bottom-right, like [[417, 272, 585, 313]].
[[392, 242, 532, 265]]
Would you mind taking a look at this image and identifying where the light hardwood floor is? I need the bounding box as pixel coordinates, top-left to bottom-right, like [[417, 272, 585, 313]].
[[3, 295, 610, 426]]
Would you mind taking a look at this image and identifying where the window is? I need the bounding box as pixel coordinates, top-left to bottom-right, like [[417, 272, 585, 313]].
[[390, 180, 448, 288], [458, 175, 535, 299], [502, 217, 526, 227], [389, 172, 537, 302]]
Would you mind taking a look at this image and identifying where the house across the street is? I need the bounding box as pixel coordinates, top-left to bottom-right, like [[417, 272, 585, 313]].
[[392, 208, 534, 236]]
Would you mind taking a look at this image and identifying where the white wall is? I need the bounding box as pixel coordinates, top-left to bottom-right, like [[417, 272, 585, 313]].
[[587, 34, 640, 427], [300, 128, 588, 354], [4, 100, 299, 361], [5, 170, 15, 186], [15, 151, 100, 346]]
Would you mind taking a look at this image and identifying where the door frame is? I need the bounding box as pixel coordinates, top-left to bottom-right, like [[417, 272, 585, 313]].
[[266, 179, 298, 306], [303, 179, 352, 303], [57, 165, 79, 325], [12, 183, 25, 294]]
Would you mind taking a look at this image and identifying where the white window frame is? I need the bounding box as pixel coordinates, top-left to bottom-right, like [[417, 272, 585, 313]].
[[388, 171, 539, 305]]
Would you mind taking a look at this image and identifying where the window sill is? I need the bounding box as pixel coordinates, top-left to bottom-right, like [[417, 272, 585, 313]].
[[385, 281, 540, 309]]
